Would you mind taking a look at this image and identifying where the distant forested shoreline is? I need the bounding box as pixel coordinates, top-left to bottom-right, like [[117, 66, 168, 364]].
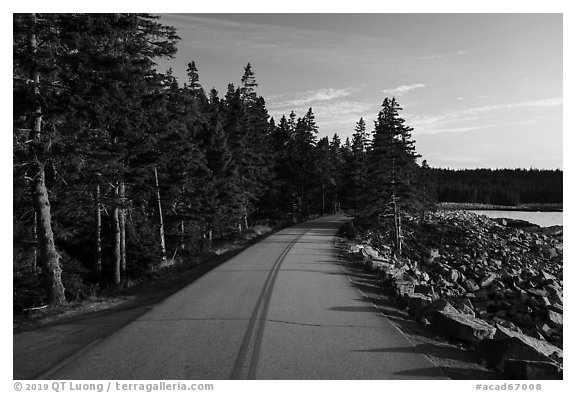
[[423, 168, 562, 206]]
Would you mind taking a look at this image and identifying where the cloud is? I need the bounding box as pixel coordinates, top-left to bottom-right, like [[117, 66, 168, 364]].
[[415, 50, 467, 61], [268, 100, 377, 135], [381, 83, 426, 96], [415, 120, 536, 135], [407, 97, 562, 135], [269, 88, 353, 109]]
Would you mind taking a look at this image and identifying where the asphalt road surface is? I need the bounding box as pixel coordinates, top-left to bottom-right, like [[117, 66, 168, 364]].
[[40, 214, 445, 380]]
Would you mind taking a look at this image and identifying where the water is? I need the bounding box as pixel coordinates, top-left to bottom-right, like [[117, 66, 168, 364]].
[[470, 210, 563, 227]]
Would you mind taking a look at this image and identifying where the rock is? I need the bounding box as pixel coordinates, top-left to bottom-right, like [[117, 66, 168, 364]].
[[546, 310, 563, 328], [361, 245, 383, 260], [449, 268, 459, 283], [371, 260, 394, 271], [464, 278, 480, 292], [543, 247, 558, 259], [420, 299, 457, 322], [500, 218, 539, 229], [546, 286, 563, 303], [430, 307, 496, 342], [393, 278, 416, 298], [479, 273, 497, 288], [548, 303, 563, 314], [478, 325, 563, 371], [452, 297, 476, 317], [537, 323, 556, 339], [414, 284, 436, 298], [429, 248, 440, 260], [503, 359, 562, 380], [349, 244, 362, 254], [527, 288, 548, 298], [406, 293, 432, 319], [537, 296, 551, 307]]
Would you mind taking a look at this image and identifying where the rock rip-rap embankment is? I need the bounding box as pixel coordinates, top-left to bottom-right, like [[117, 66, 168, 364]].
[[345, 210, 562, 380]]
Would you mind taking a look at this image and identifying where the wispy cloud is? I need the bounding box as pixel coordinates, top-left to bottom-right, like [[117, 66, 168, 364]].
[[268, 99, 377, 134], [268, 88, 354, 109], [416, 120, 536, 135], [415, 50, 467, 61], [381, 83, 426, 96], [407, 98, 562, 135]]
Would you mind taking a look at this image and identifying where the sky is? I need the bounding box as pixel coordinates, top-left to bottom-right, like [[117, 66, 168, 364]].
[[155, 13, 562, 170]]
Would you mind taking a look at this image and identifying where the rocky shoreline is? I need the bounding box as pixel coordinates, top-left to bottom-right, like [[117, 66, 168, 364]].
[[343, 210, 563, 379], [437, 202, 563, 212]]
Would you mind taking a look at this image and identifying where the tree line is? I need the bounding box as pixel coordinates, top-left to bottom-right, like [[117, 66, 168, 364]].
[[13, 14, 560, 310], [425, 168, 562, 206]]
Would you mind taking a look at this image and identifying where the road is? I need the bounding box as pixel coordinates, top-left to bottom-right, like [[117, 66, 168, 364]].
[[37, 214, 445, 380]]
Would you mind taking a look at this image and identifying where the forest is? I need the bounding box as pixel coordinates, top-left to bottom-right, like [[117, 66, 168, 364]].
[[427, 168, 563, 206], [13, 14, 562, 310]]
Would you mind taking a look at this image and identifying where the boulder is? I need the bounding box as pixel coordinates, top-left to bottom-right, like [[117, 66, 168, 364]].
[[414, 284, 436, 298], [371, 260, 394, 271], [548, 303, 563, 314], [361, 244, 379, 259], [546, 286, 563, 303], [479, 273, 498, 288], [503, 359, 562, 380], [429, 248, 440, 260], [348, 244, 362, 254], [406, 293, 432, 319], [393, 278, 416, 298], [464, 278, 480, 292], [449, 268, 459, 283], [478, 325, 563, 371], [546, 310, 563, 328], [430, 307, 496, 342]]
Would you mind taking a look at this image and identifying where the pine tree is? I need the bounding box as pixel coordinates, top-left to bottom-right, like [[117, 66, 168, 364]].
[[14, 13, 67, 305], [186, 61, 201, 92], [240, 62, 258, 102], [349, 118, 370, 215], [368, 97, 421, 254], [328, 134, 344, 213]]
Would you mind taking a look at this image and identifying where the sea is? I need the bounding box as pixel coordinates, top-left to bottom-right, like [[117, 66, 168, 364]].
[[469, 210, 563, 228]]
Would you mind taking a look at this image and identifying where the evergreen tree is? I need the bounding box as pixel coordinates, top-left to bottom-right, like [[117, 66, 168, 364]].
[[349, 118, 370, 215], [368, 97, 421, 254], [186, 61, 201, 92], [240, 62, 258, 102], [13, 13, 69, 305]]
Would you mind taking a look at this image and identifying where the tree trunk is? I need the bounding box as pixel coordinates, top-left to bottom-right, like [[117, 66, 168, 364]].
[[180, 220, 185, 250], [334, 190, 339, 214], [32, 168, 66, 305], [113, 185, 121, 285], [292, 192, 296, 223], [244, 214, 249, 230], [322, 183, 325, 215], [154, 167, 167, 262], [119, 181, 127, 279], [32, 211, 38, 271], [28, 15, 66, 305], [94, 184, 102, 273]]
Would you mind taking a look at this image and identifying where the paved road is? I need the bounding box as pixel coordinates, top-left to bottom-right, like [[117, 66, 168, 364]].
[[41, 215, 445, 380]]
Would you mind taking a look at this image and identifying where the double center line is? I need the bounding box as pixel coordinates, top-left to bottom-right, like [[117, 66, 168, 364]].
[[230, 229, 308, 380]]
